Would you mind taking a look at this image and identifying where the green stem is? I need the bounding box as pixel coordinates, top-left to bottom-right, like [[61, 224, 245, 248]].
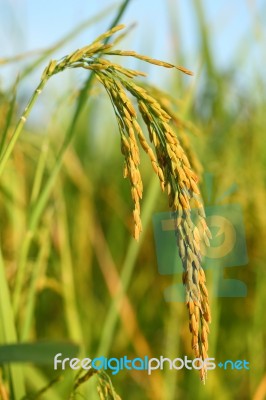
[[20, 227, 50, 341], [57, 187, 84, 345], [0, 247, 25, 399], [0, 78, 47, 178], [13, 230, 34, 316], [163, 280, 182, 400], [0, 77, 19, 156], [30, 137, 50, 205]]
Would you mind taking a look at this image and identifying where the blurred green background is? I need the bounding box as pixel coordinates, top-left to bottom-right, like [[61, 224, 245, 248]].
[[0, 0, 265, 399]]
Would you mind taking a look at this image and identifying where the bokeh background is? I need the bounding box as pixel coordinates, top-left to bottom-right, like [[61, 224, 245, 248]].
[[0, 0, 265, 399]]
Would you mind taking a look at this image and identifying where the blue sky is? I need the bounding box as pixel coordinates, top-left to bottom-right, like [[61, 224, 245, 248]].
[[0, 0, 265, 91]]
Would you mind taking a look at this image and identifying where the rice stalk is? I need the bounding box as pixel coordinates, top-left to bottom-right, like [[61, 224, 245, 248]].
[[73, 369, 121, 400], [97, 371, 121, 400], [4, 23, 211, 381], [92, 66, 211, 380]]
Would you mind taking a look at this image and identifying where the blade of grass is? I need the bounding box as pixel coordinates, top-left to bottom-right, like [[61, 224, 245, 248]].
[[192, 0, 224, 114], [24, 366, 70, 400], [20, 224, 51, 341], [0, 77, 19, 156], [55, 183, 84, 345], [29, 137, 50, 205], [96, 175, 160, 357], [0, 342, 79, 364], [0, 247, 25, 399], [248, 263, 265, 398], [0, 78, 47, 179], [162, 279, 183, 400], [13, 230, 34, 316]]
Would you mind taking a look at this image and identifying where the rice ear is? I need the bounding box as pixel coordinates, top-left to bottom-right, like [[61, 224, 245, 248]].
[[40, 23, 210, 381]]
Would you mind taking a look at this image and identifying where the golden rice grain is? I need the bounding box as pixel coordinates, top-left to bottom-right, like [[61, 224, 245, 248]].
[[40, 24, 211, 381]]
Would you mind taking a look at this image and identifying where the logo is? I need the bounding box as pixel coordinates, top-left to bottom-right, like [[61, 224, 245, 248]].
[[201, 214, 236, 259], [153, 174, 248, 301], [53, 354, 250, 374]]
